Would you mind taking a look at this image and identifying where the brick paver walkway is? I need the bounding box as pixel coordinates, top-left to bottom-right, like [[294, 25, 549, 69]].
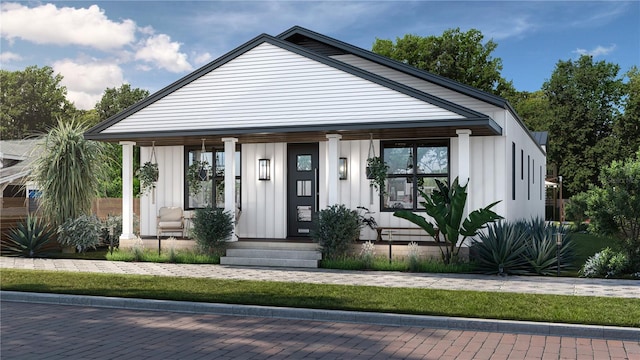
[[2, 301, 639, 360]]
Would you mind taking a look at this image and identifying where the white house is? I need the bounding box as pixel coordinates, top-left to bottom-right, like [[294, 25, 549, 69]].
[[85, 26, 546, 256]]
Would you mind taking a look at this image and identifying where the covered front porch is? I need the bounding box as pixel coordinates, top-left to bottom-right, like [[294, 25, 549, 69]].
[[115, 125, 488, 244]]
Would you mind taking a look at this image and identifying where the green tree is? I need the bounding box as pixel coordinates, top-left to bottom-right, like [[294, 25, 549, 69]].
[[510, 90, 553, 131], [372, 28, 515, 97], [0, 66, 75, 139], [394, 177, 502, 264], [29, 118, 107, 227], [614, 67, 640, 159], [576, 150, 640, 270], [95, 84, 149, 121], [94, 84, 149, 197], [544, 55, 625, 196]]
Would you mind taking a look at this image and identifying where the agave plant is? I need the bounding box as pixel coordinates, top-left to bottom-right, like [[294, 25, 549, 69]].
[[4, 216, 56, 257], [394, 177, 502, 264], [471, 221, 529, 275], [522, 219, 575, 275]]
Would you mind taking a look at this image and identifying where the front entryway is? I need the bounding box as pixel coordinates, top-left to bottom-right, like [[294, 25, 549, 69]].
[[287, 143, 319, 238]]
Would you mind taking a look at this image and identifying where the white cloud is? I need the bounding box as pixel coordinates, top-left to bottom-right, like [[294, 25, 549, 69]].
[[574, 44, 617, 57], [135, 34, 193, 73], [53, 59, 125, 110], [0, 51, 22, 63], [193, 52, 213, 65], [0, 3, 136, 51]]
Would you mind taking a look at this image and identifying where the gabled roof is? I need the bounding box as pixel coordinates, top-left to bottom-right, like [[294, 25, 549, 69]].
[[0, 139, 41, 186], [278, 26, 510, 109], [276, 26, 546, 154], [85, 27, 501, 143]]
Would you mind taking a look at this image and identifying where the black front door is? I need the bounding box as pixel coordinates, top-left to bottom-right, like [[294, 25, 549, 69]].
[[287, 143, 319, 238]]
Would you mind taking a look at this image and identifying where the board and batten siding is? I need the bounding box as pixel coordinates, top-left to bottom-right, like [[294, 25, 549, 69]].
[[102, 43, 463, 135], [330, 54, 505, 128], [139, 146, 184, 237], [504, 111, 546, 221], [237, 143, 287, 239]]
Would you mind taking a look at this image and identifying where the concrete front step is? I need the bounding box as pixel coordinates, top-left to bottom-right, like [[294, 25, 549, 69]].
[[228, 241, 319, 251], [221, 241, 322, 268], [226, 248, 322, 260]]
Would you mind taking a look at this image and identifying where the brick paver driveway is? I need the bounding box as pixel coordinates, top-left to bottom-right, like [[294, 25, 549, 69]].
[[2, 301, 638, 360]]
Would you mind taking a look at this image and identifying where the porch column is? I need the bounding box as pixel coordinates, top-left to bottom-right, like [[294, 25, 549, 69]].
[[326, 134, 342, 206], [120, 141, 136, 240], [222, 137, 238, 240], [456, 129, 472, 186]]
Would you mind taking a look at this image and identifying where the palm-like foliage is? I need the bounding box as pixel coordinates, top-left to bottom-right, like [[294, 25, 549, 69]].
[[29, 118, 107, 226], [4, 216, 56, 257], [394, 177, 502, 264]]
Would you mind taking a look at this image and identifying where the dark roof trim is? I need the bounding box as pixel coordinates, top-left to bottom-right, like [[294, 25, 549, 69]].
[[86, 31, 490, 137], [85, 117, 502, 141], [531, 131, 549, 147], [86, 32, 272, 135], [277, 26, 548, 155], [278, 26, 509, 108]]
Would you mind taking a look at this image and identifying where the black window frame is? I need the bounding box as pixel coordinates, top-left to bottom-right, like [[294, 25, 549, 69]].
[[184, 145, 241, 211], [380, 139, 450, 212]]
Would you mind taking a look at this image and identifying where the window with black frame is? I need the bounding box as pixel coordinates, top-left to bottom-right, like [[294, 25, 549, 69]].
[[382, 141, 449, 211], [185, 147, 241, 210]]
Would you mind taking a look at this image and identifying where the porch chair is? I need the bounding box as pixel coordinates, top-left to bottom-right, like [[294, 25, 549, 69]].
[[157, 206, 185, 240]]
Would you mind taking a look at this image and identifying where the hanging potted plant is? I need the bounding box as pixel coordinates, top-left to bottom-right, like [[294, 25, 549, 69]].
[[187, 159, 210, 196], [187, 139, 211, 197], [366, 156, 388, 195], [137, 141, 158, 198], [366, 134, 388, 195], [138, 161, 159, 195]]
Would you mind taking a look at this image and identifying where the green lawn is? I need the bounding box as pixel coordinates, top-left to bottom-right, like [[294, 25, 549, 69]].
[[2, 269, 638, 328], [571, 233, 617, 268]]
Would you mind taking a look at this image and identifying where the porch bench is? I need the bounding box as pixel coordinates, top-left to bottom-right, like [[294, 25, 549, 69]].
[[375, 226, 440, 262], [375, 227, 440, 243]]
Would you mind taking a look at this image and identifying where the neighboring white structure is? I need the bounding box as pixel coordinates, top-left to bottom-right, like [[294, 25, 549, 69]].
[[85, 26, 546, 241]]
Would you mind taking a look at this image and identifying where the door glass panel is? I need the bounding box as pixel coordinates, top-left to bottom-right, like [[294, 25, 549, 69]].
[[297, 206, 312, 222], [297, 180, 312, 197], [297, 155, 312, 171]]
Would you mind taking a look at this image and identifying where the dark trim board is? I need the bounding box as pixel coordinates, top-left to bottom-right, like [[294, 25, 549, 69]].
[[85, 118, 502, 145]]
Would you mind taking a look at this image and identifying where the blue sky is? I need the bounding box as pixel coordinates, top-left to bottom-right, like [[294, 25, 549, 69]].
[[1, 1, 638, 110]]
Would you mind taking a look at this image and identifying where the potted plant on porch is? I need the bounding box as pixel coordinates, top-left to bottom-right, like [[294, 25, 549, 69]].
[[137, 161, 158, 195], [365, 134, 389, 196], [366, 156, 388, 196]]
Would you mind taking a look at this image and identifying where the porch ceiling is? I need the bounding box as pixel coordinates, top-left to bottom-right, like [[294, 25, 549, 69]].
[[89, 120, 501, 147]]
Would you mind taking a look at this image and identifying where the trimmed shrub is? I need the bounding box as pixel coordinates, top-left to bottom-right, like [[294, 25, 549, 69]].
[[191, 206, 233, 256], [580, 248, 631, 278], [4, 216, 56, 257], [311, 204, 361, 260], [100, 215, 122, 251], [57, 215, 102, 253]]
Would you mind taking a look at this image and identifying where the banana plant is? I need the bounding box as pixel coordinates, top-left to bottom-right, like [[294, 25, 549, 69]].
[[394, 177, 503, 264]]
